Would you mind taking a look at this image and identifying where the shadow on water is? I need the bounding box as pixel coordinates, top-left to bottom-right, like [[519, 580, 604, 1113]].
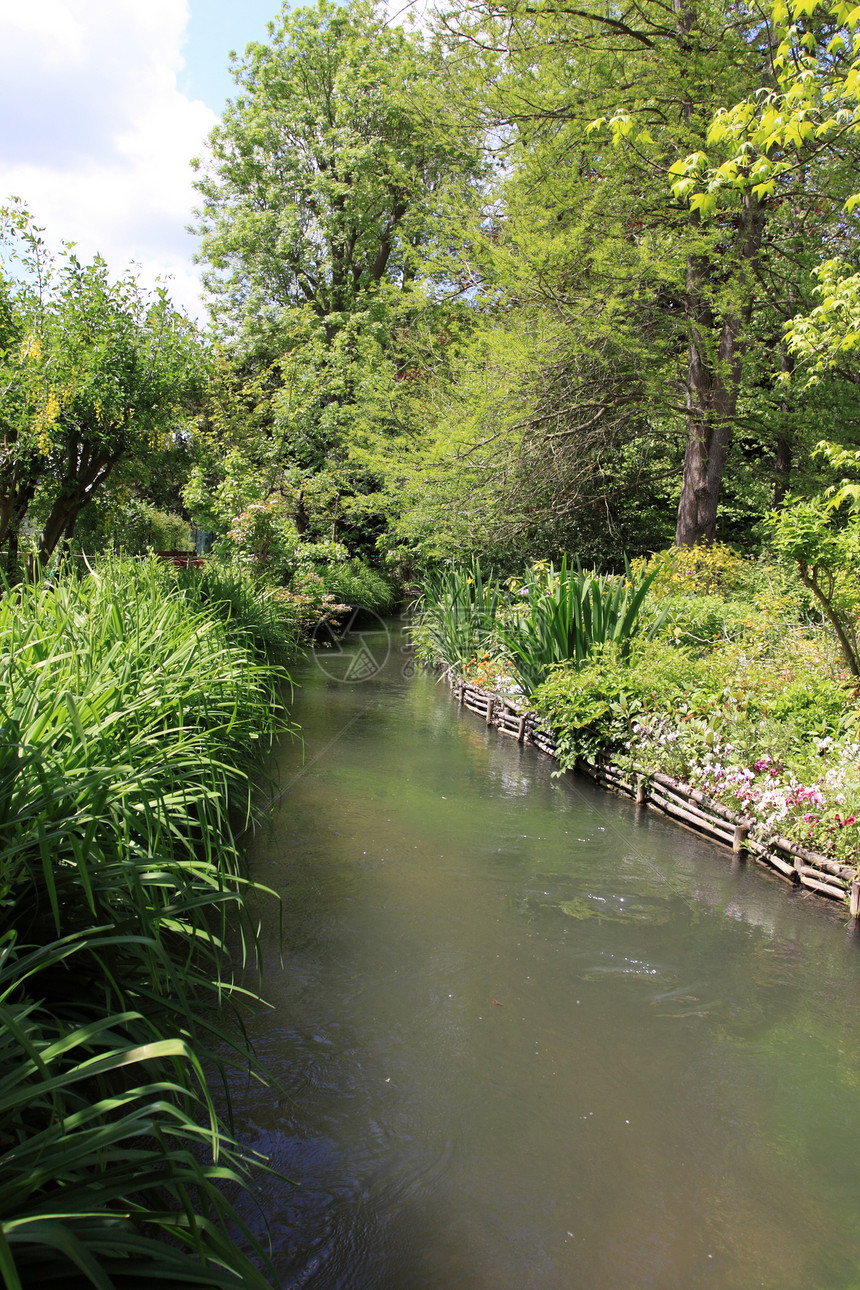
[[232, 619, 860, 1290]]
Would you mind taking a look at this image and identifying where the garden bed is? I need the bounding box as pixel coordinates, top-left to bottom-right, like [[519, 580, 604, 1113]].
[[449, 672, 860, 916]]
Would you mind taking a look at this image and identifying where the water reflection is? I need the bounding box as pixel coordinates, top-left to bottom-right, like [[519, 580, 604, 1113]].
[[237, 637, 860, 1290]]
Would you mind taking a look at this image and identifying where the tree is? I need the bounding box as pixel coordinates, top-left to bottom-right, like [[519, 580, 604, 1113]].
[[0, 204, 56, 572], [191, 0, 485, 549], [436, 0, 860, 548], [668, 0, 860, 368], [0, 208, 204, 576], [194, 0, 481, 337]]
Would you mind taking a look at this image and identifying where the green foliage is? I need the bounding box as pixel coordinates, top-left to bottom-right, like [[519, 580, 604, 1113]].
[[182, 557, 306, 665], [532, 639, 696, 761], [655, 593, 753, 649], [217, 501, 300, 583], [499, 559, 663, 695], [532, 631, 851, 771], [295, 557, 396, 614], [118, 501, 192, 553], [190, 0, 486, 560], [194, 0, 482, 339], [412, 561, 505, 669], [765, 492, 860, 674], [666, 0, 860, 377], [0, 558, 294, 1287], [0, 203, 205, 574], [639, 543, 751, 599]]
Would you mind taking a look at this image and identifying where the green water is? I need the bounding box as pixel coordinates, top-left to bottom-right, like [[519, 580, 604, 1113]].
[[240, 623, 860, 1289]]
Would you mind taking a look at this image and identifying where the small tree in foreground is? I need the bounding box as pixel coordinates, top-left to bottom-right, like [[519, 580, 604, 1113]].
[[0, 204, 205, 578], [765, 445, 860, 677]]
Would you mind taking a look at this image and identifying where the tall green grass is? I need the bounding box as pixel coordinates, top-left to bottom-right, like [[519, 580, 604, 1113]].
[[0, 558, 294, 1289], [412, 561, 504, 670], [181, 558, 304, 665], [414, 558, 663, 697], [498, 558, 663, 694]]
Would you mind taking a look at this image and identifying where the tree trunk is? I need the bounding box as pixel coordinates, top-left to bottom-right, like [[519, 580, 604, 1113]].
[[295, 490, 309, 536], [4, 480, 36, 582], [773, 341, 793, 506], [31, 445, 118, 578], [675, 197, 764, 546], [5, 525, 18, 581]]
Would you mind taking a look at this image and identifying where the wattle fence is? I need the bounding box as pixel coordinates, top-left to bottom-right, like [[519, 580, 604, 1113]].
[[449, 673, 860, 916]]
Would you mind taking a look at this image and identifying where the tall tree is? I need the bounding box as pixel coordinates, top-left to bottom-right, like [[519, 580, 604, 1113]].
[[191, 0, 485, 548], [439, 0, 857, 546], [670, 0, 860, 370]]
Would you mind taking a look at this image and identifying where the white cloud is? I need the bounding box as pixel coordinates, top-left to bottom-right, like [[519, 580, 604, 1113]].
[[0, 0, 218, 317]]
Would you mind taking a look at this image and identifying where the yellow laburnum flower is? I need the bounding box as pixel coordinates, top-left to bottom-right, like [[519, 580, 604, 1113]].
[[34, 392, 60, 454], [20, 331, 42, 364]]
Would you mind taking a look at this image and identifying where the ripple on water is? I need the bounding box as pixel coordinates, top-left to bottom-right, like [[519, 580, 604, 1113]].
[[234, 643, 860, 1290]]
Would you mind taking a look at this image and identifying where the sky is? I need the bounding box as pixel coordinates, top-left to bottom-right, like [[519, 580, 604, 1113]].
[[0, 1, 306, 318]]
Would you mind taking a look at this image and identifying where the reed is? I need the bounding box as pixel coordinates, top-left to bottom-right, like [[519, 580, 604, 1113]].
[[413, 561, 504, 670], [496, 558, 663, 695], [0, 558, 294, 1289]]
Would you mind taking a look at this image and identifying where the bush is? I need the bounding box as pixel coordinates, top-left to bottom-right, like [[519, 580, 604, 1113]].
[[311, 557, 397, 613], [216, 501, 301, 584], [653, 592, 754, 649], [531, 625, 860, 865]]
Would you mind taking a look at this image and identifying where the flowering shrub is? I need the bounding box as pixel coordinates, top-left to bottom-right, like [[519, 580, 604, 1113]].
[[272, 582, 350, 633], [460, 651, 518, 695], [531, 634, 860, 867], [621, 720, 860, 866], [419, 549, 860, 867], [222, 501, 299, 581], [633, 542, 750, 598]]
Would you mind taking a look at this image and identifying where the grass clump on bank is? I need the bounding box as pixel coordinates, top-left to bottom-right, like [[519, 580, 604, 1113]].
[[415, 546, 860, 869], [0, 557, 295, 1289]]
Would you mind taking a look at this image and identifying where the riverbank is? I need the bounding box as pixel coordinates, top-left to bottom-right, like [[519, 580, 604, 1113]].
[[413, 548, 860, 916], [451, 674, 860, 913], [0, 557, 296, 1288]]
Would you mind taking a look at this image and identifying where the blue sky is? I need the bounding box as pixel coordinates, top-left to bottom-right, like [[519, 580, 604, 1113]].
[[0, 1, 293, 316], [181, 0, 283, 112]]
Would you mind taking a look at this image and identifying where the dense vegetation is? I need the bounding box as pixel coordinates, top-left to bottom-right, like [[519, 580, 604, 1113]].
[[0, 558, 303, 1285], [4, 0, 860, 1281], [6, 0, 860, 580], [414, 543, 860, 867], [0, 559, 301, 1288]]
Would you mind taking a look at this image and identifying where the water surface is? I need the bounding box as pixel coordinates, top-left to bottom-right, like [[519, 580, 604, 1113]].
[[239, 624, 860, 1289]]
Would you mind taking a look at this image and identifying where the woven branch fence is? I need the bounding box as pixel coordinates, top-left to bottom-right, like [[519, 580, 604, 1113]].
[[449, 673, 860, 916]]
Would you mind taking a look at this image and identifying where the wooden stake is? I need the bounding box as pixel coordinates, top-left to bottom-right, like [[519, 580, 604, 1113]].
[[485, 696, 494, 726], [635, 775, 647, 806], [851, 881, 860, 918], [732, 824, 748, 856], [517, 714, 526, 743]]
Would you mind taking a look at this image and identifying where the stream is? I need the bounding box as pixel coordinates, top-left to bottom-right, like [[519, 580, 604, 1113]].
[[237, 617, 860, 1289]]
